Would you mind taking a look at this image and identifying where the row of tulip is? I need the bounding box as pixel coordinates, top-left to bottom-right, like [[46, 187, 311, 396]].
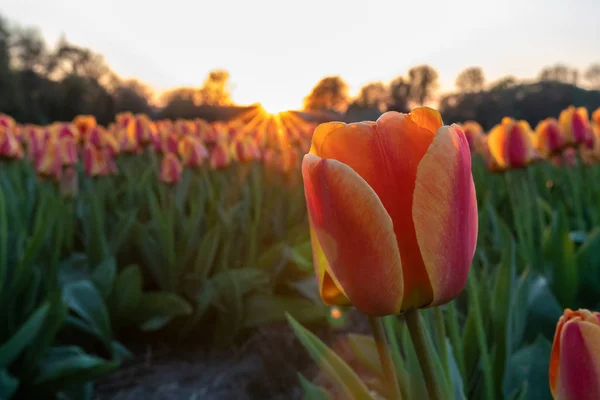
[[291, 106, 600, 400], [0, 108, 325, 398]]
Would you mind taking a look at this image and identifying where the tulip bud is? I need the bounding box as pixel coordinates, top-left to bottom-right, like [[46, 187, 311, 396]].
[[559, 106, 592, 146], [36, 140, 62, 180], [210, 141, 232, 169], [0, 129, 24, 160], [549, 308, 600, 400], [83, 144, 104, 177], [460, 121, 484, 152], [178, 136, 208, 167], [303, 108, 477, 316], [73, 115, 97, 137], [487, 117, 535, 169], [535, 118, 564, 157], [160, 153, 183, 184]]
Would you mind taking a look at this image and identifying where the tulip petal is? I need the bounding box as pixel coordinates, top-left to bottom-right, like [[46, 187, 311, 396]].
[[408, 107, 443, 134], [302, 153, 403, 316], [556, 321, 600, 400], [413, 124, 477, 306], [309, 221, 351, 306]]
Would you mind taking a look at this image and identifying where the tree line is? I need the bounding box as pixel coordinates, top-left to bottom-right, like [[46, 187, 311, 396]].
[[1, 13, 599, 128]]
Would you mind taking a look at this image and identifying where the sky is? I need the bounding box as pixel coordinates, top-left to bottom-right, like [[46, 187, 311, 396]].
[[3, 0, 600, 112]]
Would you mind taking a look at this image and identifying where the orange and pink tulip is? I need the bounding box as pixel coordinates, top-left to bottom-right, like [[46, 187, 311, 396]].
[[549, 308, 600, 400], [487, 117, 535, 169], [535, 118, 564, 157], [178, 136, 209, 167], [302, 107, 478, 316], [210, 141, 232, 169], [460, 121, 484, 152], [559, 106, 592, 146], [160, 153, 183, 184]]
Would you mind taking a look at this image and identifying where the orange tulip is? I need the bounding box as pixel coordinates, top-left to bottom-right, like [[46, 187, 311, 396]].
[[535, 118, 564, 157], [83, 144, 104, 177], [460, 121, 484, 152], [487, 117, 535, 169], [549, 308, 600, 400], [559, 106, 592, 146], [72, 115, 97, 137], [178, 136, 208, 167], [159, 153, 183, 184], [36, 140, 62, 180], [302, 107, 478, 316], [210, 141, 232, 169], [115, 112, 134, 128]]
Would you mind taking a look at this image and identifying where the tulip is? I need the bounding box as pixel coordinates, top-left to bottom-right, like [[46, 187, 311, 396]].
[[115, 112, 134, 128], [460, 121, 484, 152], [162, 132, 179, 154], [231, 139, 260, 163], [210, 141, 232, 169], [36, 140, 62, 180], [59, 136, 78, 166], [0, 114, 16, 131], [131, 114, 157, 145], [487, 117, 535, 169], [549, 308, 600, 400], [302, 107, 478, 316], [83, 144, 104, 177], [535, 118, 564, 157], [159, 153, 183, 184], [178, 136, 208, 167], [0, 129, 24, 160], [559, 106, 592, 146], [73, 115, 97, 137]]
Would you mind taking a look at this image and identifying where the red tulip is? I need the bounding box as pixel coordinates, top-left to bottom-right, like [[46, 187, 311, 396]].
[[535, 118, 564, 157], [159, 153, 183, 184], [303, 107, 478, 316], [550, 309, 600, 400]]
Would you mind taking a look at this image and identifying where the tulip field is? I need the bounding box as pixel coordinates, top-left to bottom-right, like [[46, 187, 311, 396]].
[[1, 105, 600, 399]]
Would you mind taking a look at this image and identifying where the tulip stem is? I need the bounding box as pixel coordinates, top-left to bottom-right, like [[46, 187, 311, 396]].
[[404, 309, 443, 400], [368, 316, 402, 400]]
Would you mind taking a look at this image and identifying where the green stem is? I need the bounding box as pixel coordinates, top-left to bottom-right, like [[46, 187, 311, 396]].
[[404, 309, 443, 400], [467, 275, 496, 400], [384, 316, 409, 399], [433, 307, 450, 385], [446, 302, 466, 386], [369, 316, 402, 400]]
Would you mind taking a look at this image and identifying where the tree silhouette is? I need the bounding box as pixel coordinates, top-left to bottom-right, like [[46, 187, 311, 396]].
[[353, 82, 388, 111], [113, 79, 153, 115], [538, 64, 579, 85], [303, 76, 350, 112], [584, 64, 600, 89], [387, 76, 411, 112], [456, 67, 485, 92], [197, 69, 232, 106], [407, 65, 439, 105]]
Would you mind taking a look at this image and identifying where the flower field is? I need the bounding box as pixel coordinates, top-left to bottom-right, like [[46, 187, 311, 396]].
[[1, 104, 600, 399]]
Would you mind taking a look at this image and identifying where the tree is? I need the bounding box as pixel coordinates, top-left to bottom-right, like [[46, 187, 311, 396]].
[[584, 64, 600, 89], [407, 65, 439, 105], [489, 76, 518, 91], [455, 67, 485, 92], [113, 79, 153, 115], [387, 76, 411, 112], [303, 76, 350, 112], [353, 82, 388, 111], [197, 69, 232, 106], [538, 64, 579, 85]]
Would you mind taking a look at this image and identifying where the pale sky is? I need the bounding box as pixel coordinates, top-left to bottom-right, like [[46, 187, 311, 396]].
[[3, 0, 599, 111]]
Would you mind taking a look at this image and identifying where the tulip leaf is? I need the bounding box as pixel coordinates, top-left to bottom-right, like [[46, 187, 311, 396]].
[[91, 257, 116, 299], [0, 369, 19, 400], [298, 373, 332, 400], [346, 334, 383, 378], [110, 265, 142, 322], [0, 302, 50, 367], [502, 336, 552, 400], [286, 314, 375, 400]]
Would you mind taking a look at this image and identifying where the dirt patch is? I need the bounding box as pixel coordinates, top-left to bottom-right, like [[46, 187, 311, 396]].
[[94, 312, 370, 400]]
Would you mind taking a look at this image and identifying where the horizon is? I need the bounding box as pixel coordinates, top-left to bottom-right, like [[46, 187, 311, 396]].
[[3, 0, 600, 111]]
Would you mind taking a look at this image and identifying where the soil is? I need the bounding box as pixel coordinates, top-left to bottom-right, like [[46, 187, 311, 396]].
[[94, 312, 370, 400]]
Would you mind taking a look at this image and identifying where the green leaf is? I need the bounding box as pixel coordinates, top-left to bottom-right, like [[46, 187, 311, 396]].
[[525, 275, 562, 342], [33, 346, 118, 393], [62, 281, 112, 344], [134, 292, 192, 331], [346, 334, 383, 378], [0, 369, 19, 399], [576, 227, 600, 301], [0, 302, 50, 367], [244, 293, 325, 328], [502, 336, 552, 400], [110, 265, 143, 322], [108, 210, 138, 255], [298, 373, 332, 400], [91, 257, 116, 299], [286, 314, 375, 400]]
